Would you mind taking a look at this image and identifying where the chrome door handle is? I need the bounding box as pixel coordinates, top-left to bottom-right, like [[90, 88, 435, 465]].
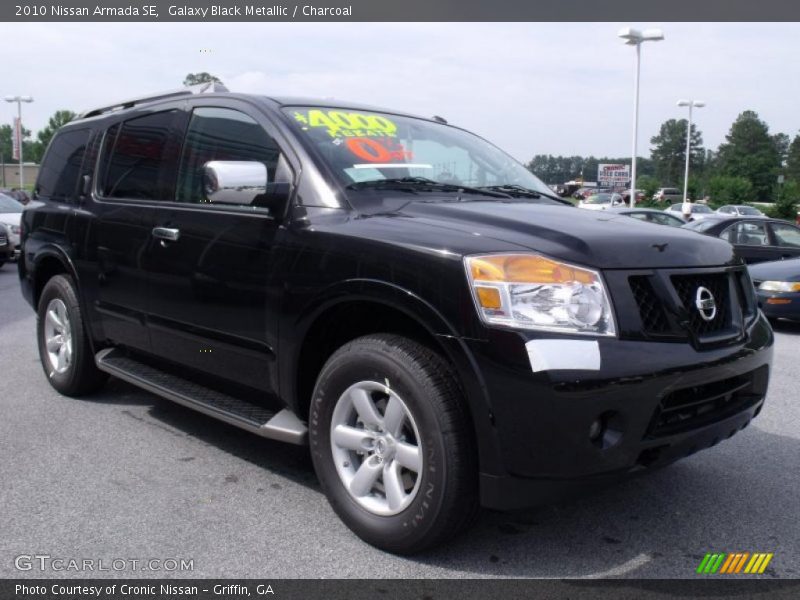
[[152, 227, 180, 242]]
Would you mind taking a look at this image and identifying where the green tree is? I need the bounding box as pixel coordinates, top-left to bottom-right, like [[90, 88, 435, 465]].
[[707, 175, 754, 206], [183, 72, 222, 86], [29, 110, 77, 163], [636, 174, 660, 202], [770, 180, 800, 219], [773, 132, 790, 166], [649, 118, 704, 187], [717, 110, 780, 201], [0, 123, 34, 165], [786, 134, 800, 182]]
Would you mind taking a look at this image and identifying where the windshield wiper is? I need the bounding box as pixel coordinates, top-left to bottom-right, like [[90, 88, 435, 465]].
[[478, 184, 573, 206], [347, 177, 511, 199]]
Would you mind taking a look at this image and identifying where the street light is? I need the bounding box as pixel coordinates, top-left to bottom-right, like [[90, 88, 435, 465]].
[[677, 99, 705, 207], [618, 27, 664, 207], [4, 95, 34, 189]]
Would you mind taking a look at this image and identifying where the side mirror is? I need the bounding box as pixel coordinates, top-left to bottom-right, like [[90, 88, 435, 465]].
[[203, 161, 268, 206]]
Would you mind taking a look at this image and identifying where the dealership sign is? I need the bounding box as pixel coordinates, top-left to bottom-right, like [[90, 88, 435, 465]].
[[598, 163, 630, 186]]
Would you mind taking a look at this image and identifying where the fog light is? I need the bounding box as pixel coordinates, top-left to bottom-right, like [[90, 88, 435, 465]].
[[589, 411, 623, 450]]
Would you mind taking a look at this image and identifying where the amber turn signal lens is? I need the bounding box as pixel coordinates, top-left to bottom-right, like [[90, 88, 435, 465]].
[[475, 286, 502, 309], [468, 254, 596, 284]]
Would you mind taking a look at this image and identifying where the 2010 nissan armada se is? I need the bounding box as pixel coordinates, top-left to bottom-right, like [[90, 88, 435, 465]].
[[20, 84, 773, 553]]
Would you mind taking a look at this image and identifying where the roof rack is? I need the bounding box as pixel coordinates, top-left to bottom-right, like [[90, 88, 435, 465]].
[[78, 81, 229, 119]]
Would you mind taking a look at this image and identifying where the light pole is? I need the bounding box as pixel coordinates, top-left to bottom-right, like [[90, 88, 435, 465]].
[[618, 27, 664, 207], [4, 95, 34, 189], [677, 99, 705, 206]]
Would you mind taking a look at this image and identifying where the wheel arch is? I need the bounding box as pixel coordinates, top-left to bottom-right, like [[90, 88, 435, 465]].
[[284, 279, 503, 476]]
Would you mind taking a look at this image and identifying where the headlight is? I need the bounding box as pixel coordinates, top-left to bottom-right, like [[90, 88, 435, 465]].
[[7, 224, 20, 235], [465, 253, 617, 336], [758, 281, 800, 292]]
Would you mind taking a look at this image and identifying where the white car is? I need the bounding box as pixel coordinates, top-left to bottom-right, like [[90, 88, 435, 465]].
[[0, 193, 24, 259], [716, 204, 765, 217], [578, 192, 625, 211], [664, 202, 718, 222]]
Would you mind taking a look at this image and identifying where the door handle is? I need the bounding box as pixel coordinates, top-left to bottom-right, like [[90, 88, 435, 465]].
[[152, 227, 180, 247]]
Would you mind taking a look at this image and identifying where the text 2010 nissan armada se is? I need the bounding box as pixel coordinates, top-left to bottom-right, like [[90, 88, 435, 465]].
[[20, 84, 773, 553]]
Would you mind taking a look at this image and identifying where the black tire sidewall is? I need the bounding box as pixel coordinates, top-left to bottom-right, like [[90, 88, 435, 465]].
[[310, 343, 451, 552]]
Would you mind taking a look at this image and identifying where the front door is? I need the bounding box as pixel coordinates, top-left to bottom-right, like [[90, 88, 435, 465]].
[[143, 104, 292, 394]]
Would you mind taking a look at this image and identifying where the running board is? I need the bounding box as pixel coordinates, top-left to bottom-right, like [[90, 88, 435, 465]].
[[95, 348, 307, 445]]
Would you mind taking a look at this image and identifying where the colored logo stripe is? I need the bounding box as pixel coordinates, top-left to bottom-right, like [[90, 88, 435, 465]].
[[697, 552, 774, 574]]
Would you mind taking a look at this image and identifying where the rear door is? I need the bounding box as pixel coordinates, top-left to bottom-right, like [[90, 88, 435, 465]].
[[720, 220, 777, 264], [142, 101, 294, 394], [89, 108, 186, 353]]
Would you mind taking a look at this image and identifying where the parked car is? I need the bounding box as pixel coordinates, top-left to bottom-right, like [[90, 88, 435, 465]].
[[665, 202, 717, 221], [0, 188, 32, 205], [716, 205, 764, 217], [0, 193, 23, 259], [20, 85, 773, 553], [652, 187, 682, 203], [606, 207, 686, 227], [577, 192, 625, 211], [621, 189, 645, 203], [748, 258, 800, 321], [683, 217, 800, 264], [0, 223, 12, 267]]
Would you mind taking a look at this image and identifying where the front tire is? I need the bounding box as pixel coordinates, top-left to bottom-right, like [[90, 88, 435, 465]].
[[309, 334, 478, 554], [37, 274, 108, 396]]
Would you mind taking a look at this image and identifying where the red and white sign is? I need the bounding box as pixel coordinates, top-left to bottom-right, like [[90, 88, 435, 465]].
[[12, 117, 21, 161], [597, 163, 630, 186]]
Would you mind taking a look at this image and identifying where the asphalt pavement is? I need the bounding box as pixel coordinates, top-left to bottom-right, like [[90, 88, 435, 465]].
[[0, 264, 798, 579]]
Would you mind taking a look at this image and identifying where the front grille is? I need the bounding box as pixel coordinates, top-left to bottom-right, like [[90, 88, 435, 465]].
[[0, 233, 7, 245], [646, 367, 767, 438], [671, 273, 731, 336], [630, 276, 670, 333]]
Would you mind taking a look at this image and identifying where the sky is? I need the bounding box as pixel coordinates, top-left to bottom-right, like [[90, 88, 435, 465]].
[[2, 22, 799, 163]]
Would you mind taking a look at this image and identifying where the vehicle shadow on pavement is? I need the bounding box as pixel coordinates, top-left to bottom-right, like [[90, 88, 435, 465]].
[[89, 379, 318, 489], [771, 319, 800, 335], [415, 425, 799, 578], [85, 379, 796, 578]]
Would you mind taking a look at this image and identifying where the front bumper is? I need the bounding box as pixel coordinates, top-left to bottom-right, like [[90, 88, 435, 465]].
[[469, 313, 774, 510], [757, 290, 800, 320]]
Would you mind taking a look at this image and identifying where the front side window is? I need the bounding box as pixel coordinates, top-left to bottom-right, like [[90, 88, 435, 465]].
[[176, 107, 285, 205], [770, 223, 800, 248], [36, 128, 91, 202], [99, 110, 181, 200], [282, 106, 552, 197]]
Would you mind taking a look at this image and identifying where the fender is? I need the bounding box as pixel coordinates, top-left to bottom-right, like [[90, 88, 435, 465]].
[[281, 277, 508, 477]]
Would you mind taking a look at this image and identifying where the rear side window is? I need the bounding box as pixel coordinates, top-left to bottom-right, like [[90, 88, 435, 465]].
[[98, 110, 181, 200], [36, 128, 91, 202]]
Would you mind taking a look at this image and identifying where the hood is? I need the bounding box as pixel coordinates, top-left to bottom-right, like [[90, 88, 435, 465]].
[[0, 212, 21, 225], [748, 258, 800, 281], [392, 200, 738, 269]]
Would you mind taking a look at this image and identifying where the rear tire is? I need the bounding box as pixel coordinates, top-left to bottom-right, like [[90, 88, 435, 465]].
[[37, 274, 108, 396], [309, 334, 478, 554]]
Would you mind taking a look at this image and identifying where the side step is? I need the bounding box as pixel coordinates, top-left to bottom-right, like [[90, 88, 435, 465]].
[[95, 348, 307, 445]]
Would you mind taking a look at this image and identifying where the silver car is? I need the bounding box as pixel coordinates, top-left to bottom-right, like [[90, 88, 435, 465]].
[[0, 193, 23, 259], [716, 204, 765, 217], [664, 202, 718, 222]]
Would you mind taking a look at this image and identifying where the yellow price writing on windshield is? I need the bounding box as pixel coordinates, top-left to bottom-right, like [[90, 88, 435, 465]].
[[294, 110, 397, 138]]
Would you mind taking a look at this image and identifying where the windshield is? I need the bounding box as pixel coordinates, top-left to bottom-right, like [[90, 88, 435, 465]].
[[692, 204, 712, 213], [584, 193, 615, 204], [283, 107, 552, 196], [0, 194, 23, 212], [738, 206, 762, 215]]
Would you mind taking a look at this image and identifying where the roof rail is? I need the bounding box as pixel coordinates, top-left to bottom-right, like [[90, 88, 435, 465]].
[[78, 81, 230, 119]]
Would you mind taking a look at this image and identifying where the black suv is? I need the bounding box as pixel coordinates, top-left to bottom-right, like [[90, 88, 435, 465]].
[[20, 84, 773, 553]]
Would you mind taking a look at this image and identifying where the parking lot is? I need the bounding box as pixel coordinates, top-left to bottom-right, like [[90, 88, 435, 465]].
[[0, 264, 797, 579]]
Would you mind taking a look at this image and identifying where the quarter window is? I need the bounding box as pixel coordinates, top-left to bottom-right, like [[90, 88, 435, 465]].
[[35, 128, 91, 202], [722, 222, 769, 246]]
